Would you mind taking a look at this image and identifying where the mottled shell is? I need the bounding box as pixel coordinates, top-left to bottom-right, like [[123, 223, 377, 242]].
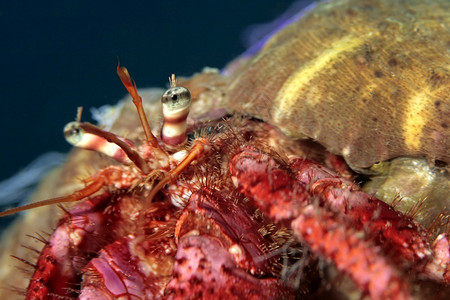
[[227, 0, 450, 168]]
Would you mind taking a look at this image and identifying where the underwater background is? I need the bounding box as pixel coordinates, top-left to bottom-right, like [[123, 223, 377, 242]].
[[0, 1, 312, 227]]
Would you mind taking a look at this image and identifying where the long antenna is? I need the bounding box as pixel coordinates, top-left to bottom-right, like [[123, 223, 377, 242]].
[[116, 61, 160, 149]]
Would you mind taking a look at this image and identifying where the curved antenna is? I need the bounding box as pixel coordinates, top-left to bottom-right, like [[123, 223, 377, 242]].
[[116, 61, 161, 149]]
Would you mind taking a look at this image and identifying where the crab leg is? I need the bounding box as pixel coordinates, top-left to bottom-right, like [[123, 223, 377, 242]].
[[0, 175, 104, 218], [147, 137, 212, 202], [26, 192, 113, 299], [0, 166, 135, 217], [229, 148, 419, 299], [289, 157, 450, 281], [231, 148, 450, 281], [292, 205, 410, 300]]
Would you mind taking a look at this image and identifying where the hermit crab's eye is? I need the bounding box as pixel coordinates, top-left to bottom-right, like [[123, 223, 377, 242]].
[[161, 87, 191, 111], [160, 77, 191, 147], [64, 121, 84, 145]]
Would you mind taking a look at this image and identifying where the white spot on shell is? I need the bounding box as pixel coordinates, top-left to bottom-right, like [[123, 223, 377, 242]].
[[342, 146, 351, 156]]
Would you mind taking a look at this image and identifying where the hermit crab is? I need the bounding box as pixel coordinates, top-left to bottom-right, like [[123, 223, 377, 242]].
[[1, 0, 450, 299]]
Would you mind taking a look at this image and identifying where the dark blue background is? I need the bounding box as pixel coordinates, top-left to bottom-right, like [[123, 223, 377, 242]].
[[0, 1, 313, 182]]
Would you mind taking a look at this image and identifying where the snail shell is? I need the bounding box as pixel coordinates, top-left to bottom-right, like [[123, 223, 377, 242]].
[[226, 0, 450, 168]]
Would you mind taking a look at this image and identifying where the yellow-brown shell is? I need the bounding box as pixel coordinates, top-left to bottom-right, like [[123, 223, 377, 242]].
[[227, 0, 450, 168]]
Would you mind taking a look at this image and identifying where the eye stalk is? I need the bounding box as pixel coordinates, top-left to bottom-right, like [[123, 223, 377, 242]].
[[161, 74, 191, 147], [63, 121, 150, 174]]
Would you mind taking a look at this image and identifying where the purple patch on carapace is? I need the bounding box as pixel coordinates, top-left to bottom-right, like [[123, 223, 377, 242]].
[[222, 0, 319, 75]]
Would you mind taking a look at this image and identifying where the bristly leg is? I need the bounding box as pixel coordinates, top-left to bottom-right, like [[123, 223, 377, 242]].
[[146, 137, 213, 203], [0, 165, 137, 218], [230, 147, 450, 298], [0, 175, 105, 218], [292, 205, 410, 300], [289, 157, 450, 282]]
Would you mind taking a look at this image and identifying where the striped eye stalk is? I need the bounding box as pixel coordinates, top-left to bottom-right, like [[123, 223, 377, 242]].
[[161, 74, 191, 148]]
